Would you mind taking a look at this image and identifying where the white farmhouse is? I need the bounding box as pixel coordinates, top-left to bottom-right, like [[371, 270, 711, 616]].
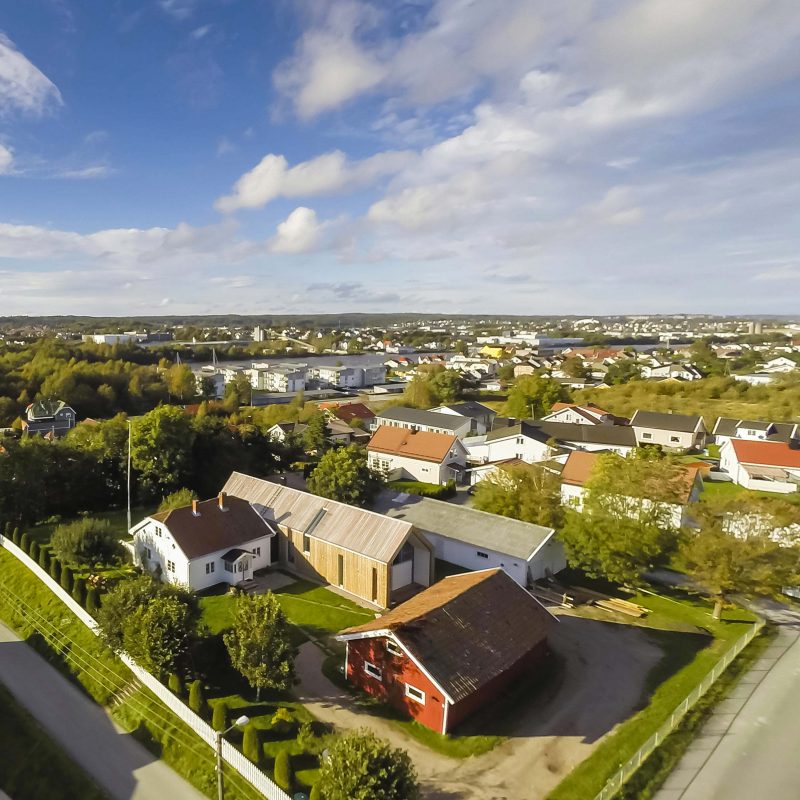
[[130, 493, 276, 591]]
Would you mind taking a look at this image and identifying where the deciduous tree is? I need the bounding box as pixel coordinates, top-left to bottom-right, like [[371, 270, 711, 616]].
[[472, 464, 564, 528], [306, 445, 383, 507]]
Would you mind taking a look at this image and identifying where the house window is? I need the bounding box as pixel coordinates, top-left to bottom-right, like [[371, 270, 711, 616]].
[[364, 661, 382, 680], [337, 554, 344, 586], [224, 562, 233, 573], [642, 432, 652, 439], [386, 640, 402, 657], [476, 551, 489, 559], [145, 547, 152, 559], [405, 684, 425, 704], [393, 542, 414, 565], [670, 436, 680, 443], [372, 568, 379, 602], [167, 560, 175, 572], [253, 547, 261, 557], [154, 526, 162, 537], [303, 534, 311, 554], [205, 562, 215, 574]]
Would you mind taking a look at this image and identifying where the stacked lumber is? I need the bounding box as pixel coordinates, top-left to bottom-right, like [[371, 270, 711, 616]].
[[593, 597, 648, 618]]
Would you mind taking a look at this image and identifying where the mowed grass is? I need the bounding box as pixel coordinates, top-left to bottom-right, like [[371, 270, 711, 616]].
[[701, 479, 800, 505], [547, 588, 759, 800], [27, 506, 152, 546], [0, 682, 109, 800]]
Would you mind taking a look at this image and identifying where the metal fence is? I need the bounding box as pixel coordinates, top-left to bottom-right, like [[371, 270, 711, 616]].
[[593, 617, 765, 800], [0, 535, 290, 800]]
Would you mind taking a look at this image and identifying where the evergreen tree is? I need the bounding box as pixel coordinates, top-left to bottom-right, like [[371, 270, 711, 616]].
[[212, 701, 229, 732], [273, 749, 293, 792], [168, 672, 184, 696], [188, 679, 207, 717], [29, 541, 40, 562], [242, 724, 262, 765], [38, 546, 50, 570], [72, 577, 87, 607], [86, 586, 100, 615], [50, 558, 61, 582], [19, 532, 30, 553], [60, 565, 73, 593]]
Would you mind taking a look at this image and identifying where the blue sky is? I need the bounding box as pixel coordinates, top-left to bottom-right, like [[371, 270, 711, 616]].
[[2, 0, 800, 316]]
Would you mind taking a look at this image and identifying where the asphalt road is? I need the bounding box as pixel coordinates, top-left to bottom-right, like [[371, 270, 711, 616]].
[[0, 622, 205, 800], [656, 603, 800, 800]]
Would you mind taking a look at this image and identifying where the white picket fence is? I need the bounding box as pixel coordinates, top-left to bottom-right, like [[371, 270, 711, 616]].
[[0, 534, 290, 800], [592, 616, 765, 800]]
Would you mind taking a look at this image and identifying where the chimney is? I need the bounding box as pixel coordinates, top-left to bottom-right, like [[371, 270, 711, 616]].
[[218, 491, 228, 511], [192, 500, 200, 517]]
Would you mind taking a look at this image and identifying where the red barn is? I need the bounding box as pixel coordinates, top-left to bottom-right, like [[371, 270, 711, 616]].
[[337, 568, 555, 734]]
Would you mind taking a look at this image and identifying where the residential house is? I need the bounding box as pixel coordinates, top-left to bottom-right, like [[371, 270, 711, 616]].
[[712, 417, 799, 447], [368, 426, 467, 485], [372, 407, 473, 439], [719, 439, 800, 494], [130, 493, 276, 591], [250, 364, 306, 393], [642, 363, 703, 381], [559, 450, 704, 528], [267, 421, 307, 443], [540, 402, 617, 426], [373, 491, 565, 586], [337, 569, 555, 734], [762, 356, 797, 373], [429, 401, 497, 435], [223, 472, 434, 607], [21, 399, 76, 437], [322, 402, 376, 427], [630, 410, 707, 450]]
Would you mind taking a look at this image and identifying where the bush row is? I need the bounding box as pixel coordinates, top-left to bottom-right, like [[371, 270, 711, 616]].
[[388, 479, 457, 499]]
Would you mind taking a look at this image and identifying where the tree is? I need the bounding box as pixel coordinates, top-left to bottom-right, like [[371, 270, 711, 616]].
[[51, 518, 121, 566], [168, 672, 184, 696], [19, 532, 30, 553], [562, 357, 591, 380], [603, 360, 642, 385], [158, 488, 198, 513], [502, 375, 568, 419], [472, 464, 564, 528], [680, 497, 800, 619], [212, 701, 229, 732], [121, 594, 194, 679], [303, 411, 328, 454], [274, 749, 294, 792], [242, 724, 262, 764], [559, 451, 689, 585], [130, 405, 195, 500], [427, 369, 462, 404], [166, 364, 196, 402], [307, 445, 383, 507], [38, 546, 50, 570], [223, 592, 295, 699], [188, 679, 208, 717], [316, 730, 419, 800], [49, 557, 61, 582], [29, 540, 40, 562], [86, 586, 100, 616], [310, 784, 322, 800]]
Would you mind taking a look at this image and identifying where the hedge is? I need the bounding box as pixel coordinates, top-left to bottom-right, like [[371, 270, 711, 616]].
[[387, 479, 457, 499]]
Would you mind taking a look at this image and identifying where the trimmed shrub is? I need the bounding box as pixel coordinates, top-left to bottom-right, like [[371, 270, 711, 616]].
[[242, 724, 262, 765], [85, 587, 100, 616], [387, 479, 456, 499], [29, 541, 40, 562], [273, 749, 293, 793], [188, 680, 207, 717], [50, 558, 61, 582], [212, 701, 228, 732], [19, 533, 31, 553], [72, 578, 86, 607], [60, 566, 73, 594], [310, 784, 323, 800], [11, 527, 20, 546], [270, 707, 294, 738], [38, 547, 50, 570], [168, 672, 184, 697]]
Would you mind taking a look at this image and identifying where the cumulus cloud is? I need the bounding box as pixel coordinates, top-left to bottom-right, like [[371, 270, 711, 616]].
[[0, 32, 62, 116], [269, 207, 322, 254], [216, 149, 412, 212]]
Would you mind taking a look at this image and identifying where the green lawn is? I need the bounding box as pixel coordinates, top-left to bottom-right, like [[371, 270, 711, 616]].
[[701, 479, 800, 505], [0, 682, 108, 800], [28, 506, 153, 546], [547, 588, 760, 800]]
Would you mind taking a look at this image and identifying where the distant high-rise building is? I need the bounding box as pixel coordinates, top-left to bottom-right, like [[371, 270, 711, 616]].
[[253, 325, 266, 342], [747, 321, 763, 335]]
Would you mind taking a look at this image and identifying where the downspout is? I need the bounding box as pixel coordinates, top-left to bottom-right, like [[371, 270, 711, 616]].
[[442, 698, 450, 735]]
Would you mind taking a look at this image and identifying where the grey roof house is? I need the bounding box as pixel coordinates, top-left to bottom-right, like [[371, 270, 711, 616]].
[[21, 399, 76, 438], [630, 410, 707, 451]]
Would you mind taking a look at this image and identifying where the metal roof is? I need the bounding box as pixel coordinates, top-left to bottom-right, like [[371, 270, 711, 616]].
[[375, 406, 466, 432], [222, 472, 416, 564], [373, 490, 554, 561]]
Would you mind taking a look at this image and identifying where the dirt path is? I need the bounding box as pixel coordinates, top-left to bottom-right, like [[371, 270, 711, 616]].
[[294, 614, 662, 800]]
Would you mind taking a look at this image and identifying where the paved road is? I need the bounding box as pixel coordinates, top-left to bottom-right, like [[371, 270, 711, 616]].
[[0, 622, 205, 800], [655, 603, 800, 800]]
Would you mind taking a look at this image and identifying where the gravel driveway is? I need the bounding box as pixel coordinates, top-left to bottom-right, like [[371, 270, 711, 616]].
[[295, 612, 662, 800]]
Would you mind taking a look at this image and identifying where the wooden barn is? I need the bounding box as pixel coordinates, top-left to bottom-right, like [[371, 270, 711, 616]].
[[337, 568, 556, 733], [222, 472, 434, 608]]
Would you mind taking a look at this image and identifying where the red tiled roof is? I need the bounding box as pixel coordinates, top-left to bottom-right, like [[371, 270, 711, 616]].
[[368, 425, 459, 463], [730, 439, 800, 469]]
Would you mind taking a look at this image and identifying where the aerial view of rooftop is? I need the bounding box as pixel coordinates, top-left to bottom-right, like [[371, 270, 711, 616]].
[[1, 3, 799, 800]]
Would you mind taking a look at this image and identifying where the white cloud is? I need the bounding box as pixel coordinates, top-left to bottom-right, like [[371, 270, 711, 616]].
[[216, 149, 412, 212], [0, 143, 12, 173], [55, 165, 112, 180], [0, 32, 62, 116], [158, 0, 196, 21], [269, 207, 322, 254]]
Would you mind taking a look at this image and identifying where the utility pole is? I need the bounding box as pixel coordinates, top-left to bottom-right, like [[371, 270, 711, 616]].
[[127, 419, 132, 533]]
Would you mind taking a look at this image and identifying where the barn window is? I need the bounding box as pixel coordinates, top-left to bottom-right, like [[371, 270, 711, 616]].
[[386, 640, 402, 657], [476, 551, 489, 559], [364, 661, 382, 680], [405, 684, 425, 704]]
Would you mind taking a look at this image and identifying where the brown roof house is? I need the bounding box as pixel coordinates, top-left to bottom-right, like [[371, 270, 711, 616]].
[[367, 425, 468, 485], [337, 568, 556, 734], [560, 450, 704, 528], [130, 492, 277, 591]]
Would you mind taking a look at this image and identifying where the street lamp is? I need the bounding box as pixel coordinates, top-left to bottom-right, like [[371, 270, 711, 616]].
[[217, 715, 250, 800]]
